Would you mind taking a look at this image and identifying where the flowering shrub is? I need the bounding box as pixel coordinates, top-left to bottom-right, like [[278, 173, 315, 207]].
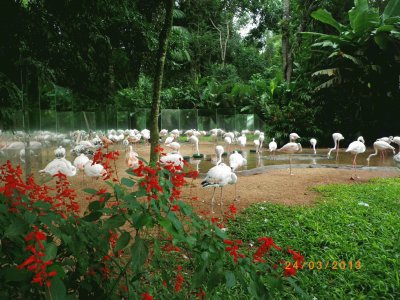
[[0, 147, 304, 298]]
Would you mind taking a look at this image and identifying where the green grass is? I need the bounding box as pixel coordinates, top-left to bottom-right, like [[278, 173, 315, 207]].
[[228, 178, 400, 299]]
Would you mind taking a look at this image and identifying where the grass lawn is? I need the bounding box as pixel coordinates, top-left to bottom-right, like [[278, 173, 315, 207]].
[[228, 178, 400, 299]]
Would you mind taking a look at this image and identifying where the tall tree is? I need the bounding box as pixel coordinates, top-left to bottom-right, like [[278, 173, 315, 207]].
[[282, 0, 292, 82], [149, 0, 174, 163]]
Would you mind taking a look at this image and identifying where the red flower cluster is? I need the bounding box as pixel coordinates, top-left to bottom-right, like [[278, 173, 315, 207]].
[[17, 226, 56, 287], [224, 239, 245, 263], [287, 247, 305, 270], [175, 265, 184, 292], [141, 292, 153, 300], [253, 237, 282, 263], [92, 148, 120, 181]]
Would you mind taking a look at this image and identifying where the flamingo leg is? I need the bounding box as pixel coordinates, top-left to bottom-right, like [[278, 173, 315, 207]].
[[336, 141, 340, 161], [220, 187, 224, 217], [211, 187, 216, 214], [289, 155, 293, 175]]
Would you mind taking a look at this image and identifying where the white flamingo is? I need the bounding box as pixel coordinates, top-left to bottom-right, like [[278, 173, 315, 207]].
[[310, 138, 317, 155], [215, 145, 224, 165], [277, 142, 302, 175], [289, 133, 300, 142], [166, 141, 181, 152], [237, 134, 247, 150], [54, 146, 66, 158], [84, 160, 107, 178], [201, 163, 237, 214], [346, 136, 366, 179], [254, 139, 260, 152], [189, 135, 200, 155], [257, 133, 265, 153], [268, 138, 278, 159], [367, 141, 395, 166], [126, 146, 139, 169], [39, 158, 77, 177], [327, 133, 344, 160], [160, 152, 184, 168], [229, 151, 246, 172], [224, 136, 233, 153]]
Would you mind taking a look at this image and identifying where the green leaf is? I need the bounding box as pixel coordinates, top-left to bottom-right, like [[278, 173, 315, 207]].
[[47, 264, 66, 279], [115, 232, 131, 252], [159, 217, 178, 235], [383, 0, 400, 20], [104, 214, 126, 229], [3, 267, 30, 282], [376, 24, 395, 33], [167, 212, 183, 232], [5, 220, 28, 238], [225, 271, 236, 288], [83, 211, 102, 222], [83, 188, 98, 195], [132, 213, 153, 229], [48, 277, 66, 300], [23, 210, 37, 224], [131, 236, 148, 272], [349, 1, 379, 35], [311, 9, 344, 32], [33, 201, 51, 210], [44, 243, 58, 261], [121, 177, 135, 187]]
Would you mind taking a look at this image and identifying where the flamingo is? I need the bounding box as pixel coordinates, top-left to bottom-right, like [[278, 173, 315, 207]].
[[224, 136, 233, 153], [54, 146, 66, 158], [201, 163, 237, 214], [268, 138, 277, 159], [160, 152, 184, 168], [289, 133, 300, 142], [215, 145, 224, 165], [377, 136, 393, 144], [189, 135, 200, 155], [392, 136, 400, 152], [254, 139, 260, 152], [310, 138, 317, 155], [125, 146, 139, 169], [39, 158, 77, 177], [257, 133, 265, 153], [346, 136, 366, 179], [229, 151, 246, 201], [237, 134, 247, 150], [327, 133, 344, 160], [277, 142, 302, 175], [19, 148, 34, 163], [166, 141, 181, 152], [73, 153, 90, 170], [84, 160, 107, 179], [164, 135, 175, 145], [366, 141, 395, 166]]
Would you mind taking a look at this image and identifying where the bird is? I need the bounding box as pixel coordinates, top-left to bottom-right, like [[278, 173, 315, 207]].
[[189, 135, 200, 155], [54, 146, 66, 158], [277, 142, 302, 175], [377, 136, 393, 144], [253, 139, 260, 152], [310, 138, 317, 155], [257, 133, 265, 153], [166, 141, 181, 152], [164, 135, 175, 145], [237, 134, 247, 150], [289, 133, 300, 142], [73, 153, 90, 170], [201, 163, 237, 214], [366, 141, 395, 166], [39, 158, 77, 177], [215, 145, 224, 165], [125, 146, 139, 169], [268, 138, 278, 159], [327, 133, 344, 160], [224, 136, 233, 153], [345, 136, 366, 179], [84, 160, 107, 178], [229, 151, 246, 172], [19, 148, 34, 163], [392, 136, 400, 151], [160, 152, 184, 168]]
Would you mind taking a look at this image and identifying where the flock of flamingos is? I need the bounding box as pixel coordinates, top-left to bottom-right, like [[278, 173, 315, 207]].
[[1, 128, 400, 212]]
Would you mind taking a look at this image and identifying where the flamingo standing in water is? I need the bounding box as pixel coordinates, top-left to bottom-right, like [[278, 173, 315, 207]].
[[189, 135, 200, 155], [268, 138, 277, 159], [277, 142, 302, 175], [366, 141, 395, 166], [310, 138, 317, 154], [257, 133, 265, 153], [215, 145, 224, 165], [327, 133, 344, 160], [346, 136, 366, 179], [201, 163, 237, 214]]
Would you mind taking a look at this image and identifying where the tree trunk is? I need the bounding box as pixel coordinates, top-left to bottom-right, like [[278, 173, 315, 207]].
[[149, 0, 174, 164], [282, 0, 292, 82]]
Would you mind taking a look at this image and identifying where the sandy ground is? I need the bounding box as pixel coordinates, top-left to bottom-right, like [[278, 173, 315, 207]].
[[31, 142, 399, 216]]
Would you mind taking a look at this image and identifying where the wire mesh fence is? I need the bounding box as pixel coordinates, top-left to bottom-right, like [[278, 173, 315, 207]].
[[2, 108, 265, 133]]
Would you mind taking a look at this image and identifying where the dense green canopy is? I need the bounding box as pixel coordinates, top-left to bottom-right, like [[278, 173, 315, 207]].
[[0, 0, 399, 144]]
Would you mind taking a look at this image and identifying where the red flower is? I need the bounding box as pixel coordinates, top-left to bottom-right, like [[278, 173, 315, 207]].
[[141, 292, 153, 300], [284, 263, 297, 277]]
